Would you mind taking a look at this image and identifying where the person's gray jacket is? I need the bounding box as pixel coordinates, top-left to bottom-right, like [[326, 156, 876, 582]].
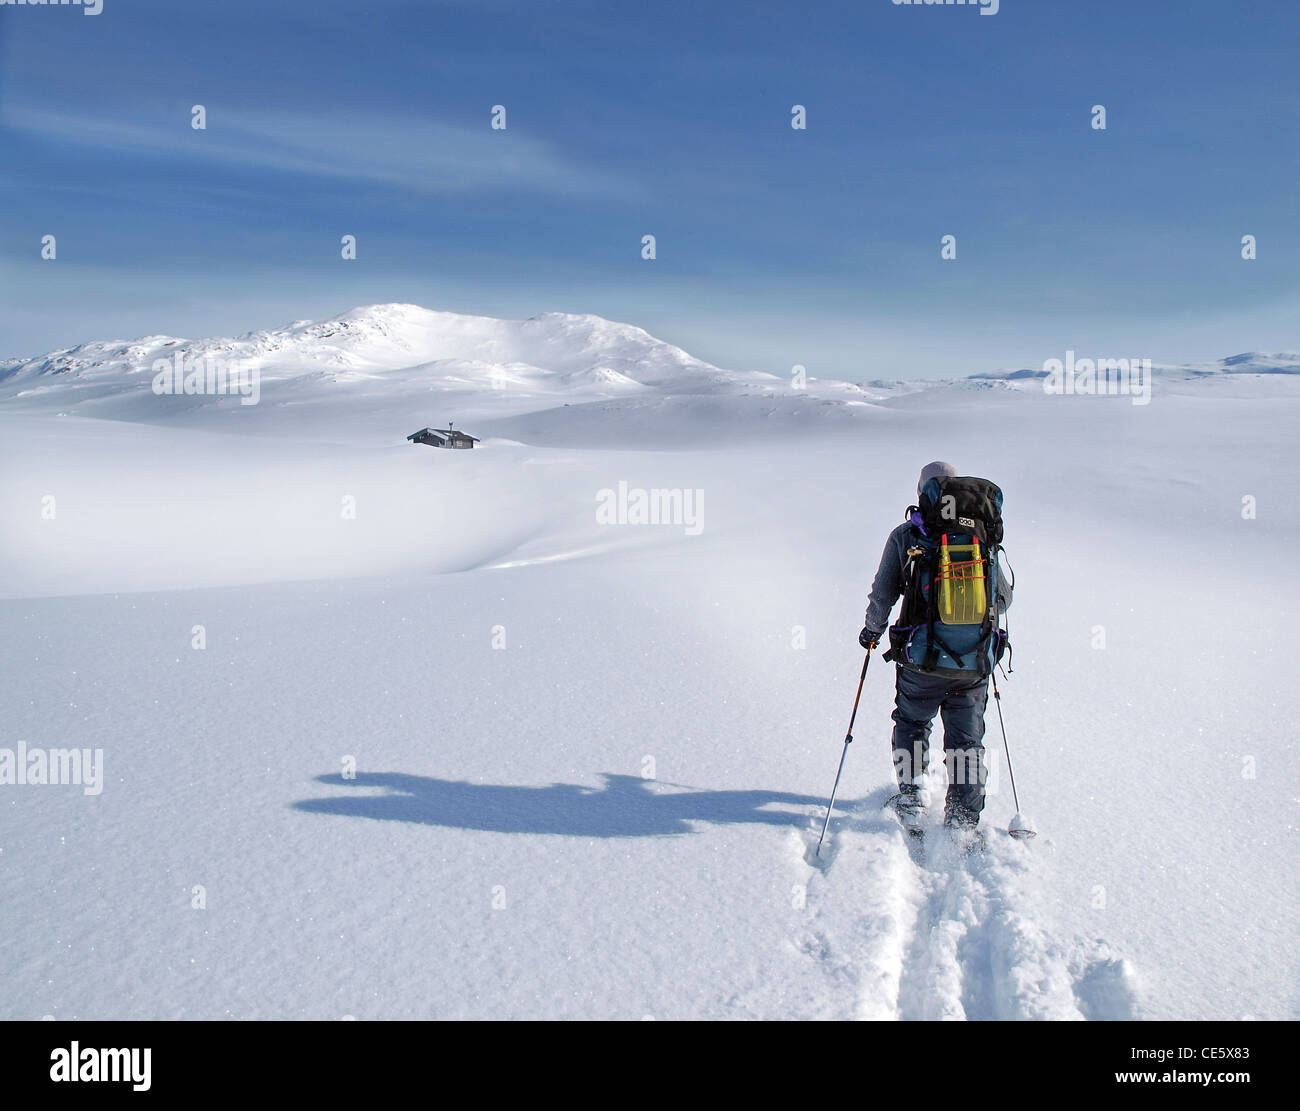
[[863, 520, 1012, 639]]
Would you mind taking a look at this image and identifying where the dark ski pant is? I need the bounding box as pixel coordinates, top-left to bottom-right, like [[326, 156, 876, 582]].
[[891, 666, 989, 825]]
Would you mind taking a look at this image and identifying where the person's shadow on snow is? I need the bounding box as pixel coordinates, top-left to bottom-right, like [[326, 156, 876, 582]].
[[293, 772, 889, 838]]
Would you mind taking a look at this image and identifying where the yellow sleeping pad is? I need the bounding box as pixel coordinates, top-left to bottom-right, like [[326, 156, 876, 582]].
[[937, 535, 987, 625]]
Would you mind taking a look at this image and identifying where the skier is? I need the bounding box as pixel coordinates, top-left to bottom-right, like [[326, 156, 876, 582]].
[[859, 462, 1012, 844]]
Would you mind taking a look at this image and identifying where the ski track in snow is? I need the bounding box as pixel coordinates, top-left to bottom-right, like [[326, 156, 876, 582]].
[[789, 796, 1140, 1021]]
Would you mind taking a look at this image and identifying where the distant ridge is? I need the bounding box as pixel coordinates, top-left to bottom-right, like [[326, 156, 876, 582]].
[[969, 351, 1300, 381]]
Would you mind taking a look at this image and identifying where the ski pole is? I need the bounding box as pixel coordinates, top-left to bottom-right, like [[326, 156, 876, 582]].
[[990, 669, 1036, 839], [815, 646, 873, 857]]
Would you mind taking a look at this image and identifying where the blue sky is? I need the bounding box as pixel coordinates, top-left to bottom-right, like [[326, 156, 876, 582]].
[[2, 0, 1297, 378]]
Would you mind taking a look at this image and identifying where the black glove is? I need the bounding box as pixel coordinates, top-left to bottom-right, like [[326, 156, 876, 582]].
[[859, 627, 881, 650]]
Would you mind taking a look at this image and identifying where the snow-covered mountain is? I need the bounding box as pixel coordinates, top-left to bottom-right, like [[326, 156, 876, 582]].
[[0, 304, 1295, 1022], [0, 303, 896, 442], [0, 303, 793, 405], [1, 303, 762, 391]]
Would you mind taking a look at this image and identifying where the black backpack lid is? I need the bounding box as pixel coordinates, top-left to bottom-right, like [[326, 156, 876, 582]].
[[918, 476, 1004, 546]]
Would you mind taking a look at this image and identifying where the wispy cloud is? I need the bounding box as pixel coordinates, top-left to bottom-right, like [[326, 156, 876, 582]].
[[6, 105, 636, 200]]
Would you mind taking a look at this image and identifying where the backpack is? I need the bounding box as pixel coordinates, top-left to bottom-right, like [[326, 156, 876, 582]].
[[884, 475, 1010, 678]]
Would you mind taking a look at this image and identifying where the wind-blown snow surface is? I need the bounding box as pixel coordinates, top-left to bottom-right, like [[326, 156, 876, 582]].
[[0, 305, 1295, 1020]]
